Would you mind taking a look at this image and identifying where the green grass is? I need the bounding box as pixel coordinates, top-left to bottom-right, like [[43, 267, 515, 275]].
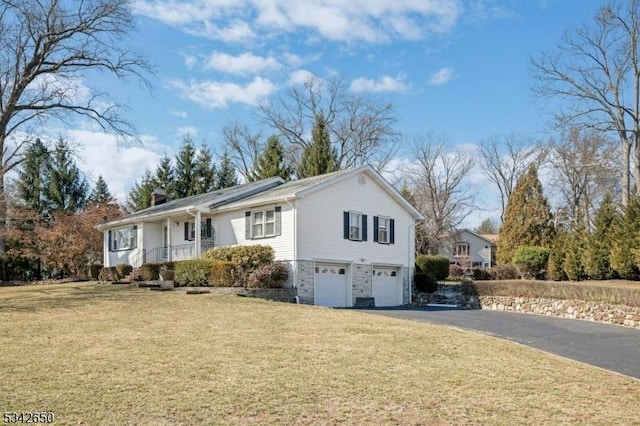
[[1, 282, 639, 425]]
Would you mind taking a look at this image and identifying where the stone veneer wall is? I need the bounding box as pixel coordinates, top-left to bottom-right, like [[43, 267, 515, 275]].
[[403, 267, 411, 305], [352, 263, 372, 305], [296, 260, 315, 304], [413, 292, 640, 329]]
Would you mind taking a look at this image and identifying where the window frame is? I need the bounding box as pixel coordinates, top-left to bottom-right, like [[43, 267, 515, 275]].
[[111, 226, 137, 251], [250, 208, 276, 239], [349, 212, 362, 241], [377, 216, 390, 244], [453, 242, 471, 257]]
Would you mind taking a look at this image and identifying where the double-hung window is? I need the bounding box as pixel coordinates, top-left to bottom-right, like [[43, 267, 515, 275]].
[[453, 242, 470, 257], [246, 207, 281, 239], [343, 211, 367, 241], [109, 226, 137, 251], [373, 216, 395, 244]]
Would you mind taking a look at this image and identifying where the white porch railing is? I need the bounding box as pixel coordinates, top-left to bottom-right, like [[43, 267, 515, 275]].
[[171, 243, 195, 261]]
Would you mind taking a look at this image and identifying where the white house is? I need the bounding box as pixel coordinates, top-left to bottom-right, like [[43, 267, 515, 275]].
[[438, 229, 496, 268], [96, 165, 424, 307]]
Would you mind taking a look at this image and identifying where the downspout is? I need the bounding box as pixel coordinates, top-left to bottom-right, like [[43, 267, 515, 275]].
[[408, 221, 417, 304], [285, 197, 297, 292]]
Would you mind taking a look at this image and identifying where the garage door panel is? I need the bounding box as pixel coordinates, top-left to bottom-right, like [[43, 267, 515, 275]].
[[372, 267, 401, 307], [315, 263, 349, 307]]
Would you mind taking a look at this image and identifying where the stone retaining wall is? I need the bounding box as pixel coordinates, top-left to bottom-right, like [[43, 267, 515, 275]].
[[413, 291, 640, 329]]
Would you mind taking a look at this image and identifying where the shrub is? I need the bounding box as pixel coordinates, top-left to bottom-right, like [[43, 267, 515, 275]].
[[139, 263, 160, 281], [247, 262, 289, 288], [159, 269, 175, 281], [415, 255, 449, 280], [449, 264, 464, 278], [114, 263, 133, 279], [472, 268, 492, 281], [98, 266, 119, 282], [512, 246, 550, 279], [89, 264, 102, 280], [490, 264, 520, 280], [208, 260, 237, 287], [174, 260, 212, 287], [414, 272, 438, 293], [203, 245, 275, 286], [158, 261, 175, 271]]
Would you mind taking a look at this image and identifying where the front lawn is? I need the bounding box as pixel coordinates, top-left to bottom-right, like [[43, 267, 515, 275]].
[[1, 282, 638, 425]]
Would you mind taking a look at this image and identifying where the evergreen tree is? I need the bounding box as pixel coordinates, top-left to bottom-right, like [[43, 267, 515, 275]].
[[252, 135, 291, 181], [610, 196, 640, 279], [44, 138, 89, 214], [297, 114, 338, 178], [154, 155, 175, 199], [583, 194, 619, 280], [174, 137, 198, 198], [89, 175, 114, 204], [216, 150, 238, 190], [475, 218, 498, 235], [193, 143, 216, 193], [497, 165, 555, 264], [547, 231, 568, 281], [126, 170, 155, 212], [16, 139, 50, 216], [563, 220, 587, 281]]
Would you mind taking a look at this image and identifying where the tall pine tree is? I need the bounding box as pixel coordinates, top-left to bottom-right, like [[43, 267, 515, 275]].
[[126, 170, 155, 212], [16, 139, 50, 216], [44, 138, 89, 214], [610, 196, 640, 279], [89, 175, 114, 205], [497, 165, 554, 264], [216, 150, 238, 190], [174, 137, 198, 198], [297, 113, 338, 178], [154, 155, 175, 199], [252, 135, 291, 181], [583, 194, 619, 280], [194, 143, 216, 193]]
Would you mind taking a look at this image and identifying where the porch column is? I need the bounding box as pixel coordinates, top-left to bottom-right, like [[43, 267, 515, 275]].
[[103, 230, 109, 267], [166, 217, 172, 262], [195, 210, 202, 259]]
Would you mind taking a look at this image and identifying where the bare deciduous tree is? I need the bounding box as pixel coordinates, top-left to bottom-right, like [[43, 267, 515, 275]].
[[0, 0, 150, 263], [258, 76, 399, 173], [548, 127, 619, 227], [222, 122, 263, 182], [478, 133, 545, 222], [531, 0, 640, 206], [408, 134, 476, 254]]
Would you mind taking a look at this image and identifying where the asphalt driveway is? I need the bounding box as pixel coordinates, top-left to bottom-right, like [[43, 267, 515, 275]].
[[357, 307, 640, 379]]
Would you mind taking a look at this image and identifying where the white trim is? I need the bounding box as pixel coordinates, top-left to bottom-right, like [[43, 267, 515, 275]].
[[313, 260, 352, 308]]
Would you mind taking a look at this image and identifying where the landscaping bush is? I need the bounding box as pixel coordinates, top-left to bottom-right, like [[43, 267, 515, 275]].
[[490, 264, 520, 280], [159, 269, 175, 281], [414, 272, 438, 293], [174, 260, 212, 287], [203, 245, 275, 286], [246, 262, 289, 288], [114, 263, 133, 279], [449, 264, 464, 279], [415, 255, 449, 280], [139, 263, 160, 281], [157, 261, 175, 271], [98, 266, 119, 282], [208, 260, 237, 287], [472, 268, 492, 281], [89, 264, 102, 280], [512, 246, 550, 279]]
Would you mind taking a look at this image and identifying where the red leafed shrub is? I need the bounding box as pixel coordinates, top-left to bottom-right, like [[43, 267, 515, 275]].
[[246, 262, 289, 288]]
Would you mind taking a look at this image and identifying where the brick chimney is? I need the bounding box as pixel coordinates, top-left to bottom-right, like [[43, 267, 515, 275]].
[[151, 188, 166, 206]]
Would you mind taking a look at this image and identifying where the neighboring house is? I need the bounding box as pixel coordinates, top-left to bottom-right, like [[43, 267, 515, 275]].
[[438, 229, 496, 268], [96, 165, 424, 308]]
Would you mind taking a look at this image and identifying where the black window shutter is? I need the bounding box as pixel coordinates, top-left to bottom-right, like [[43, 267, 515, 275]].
[[245, 211, 251, 240], [390, 219, 395, 244], [132, 225, 138, 248], [206, 218, 212, 238], [184, 222, 189, 241], [343, 211, 349, 239], [362, 214, 368, 241], [373, 216, 379, 243], [275, 206, 282, 236], [108, 230, 112, 252]]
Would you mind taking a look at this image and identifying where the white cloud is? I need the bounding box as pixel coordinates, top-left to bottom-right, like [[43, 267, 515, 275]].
[[468, 0, 519, 21], [349, 75, 410, 93], [183, 54, 198, 69], [169, 77, 277, 108], [205, 51, 281, 75], [170, 110, 188, 118], [133, 0, 463, 44], [177, 126, 199, 137], [289, 70, 317, 86], [428, 67, 454, 86]]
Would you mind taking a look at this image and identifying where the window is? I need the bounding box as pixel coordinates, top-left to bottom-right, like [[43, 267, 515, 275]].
[[453, 242, 470, 257], [186, 222, 196, 241], [373, 216, 395, 244], [343, 211, 367, 242], [109, 226, 137, 251], [246, 207, 281, 239], [184, 219, 213, 241], [349, 212, 362, 240]]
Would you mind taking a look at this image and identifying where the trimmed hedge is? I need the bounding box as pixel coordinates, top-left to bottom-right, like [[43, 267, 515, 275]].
[[139, 263, 160, 281], [490, 264, 520, 280], [98, 266, 119, 282], [416, 255, 449, 280], [89, 264, 102, 280], [174, 260, 212, 287], [512, 246, 550, 279], [247, 262, 289, 288], [414, 272, 438, 293], [203, 245, 275, 285], [115, 263, 133, 278], [209, 260, 236, 287]]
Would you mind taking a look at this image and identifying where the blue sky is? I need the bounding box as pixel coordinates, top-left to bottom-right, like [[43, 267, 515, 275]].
[[57, 0, 607, 224]]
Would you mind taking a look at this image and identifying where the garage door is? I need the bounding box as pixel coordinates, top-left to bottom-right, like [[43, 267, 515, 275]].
[[314, 263, 349, 307], [372, 266, 402, 307]]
